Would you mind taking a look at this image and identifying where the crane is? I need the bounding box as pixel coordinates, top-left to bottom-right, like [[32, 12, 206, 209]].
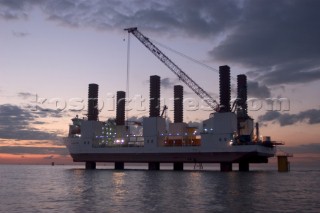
[[124, 27, 219, 112], [161, 105, 168, 118]]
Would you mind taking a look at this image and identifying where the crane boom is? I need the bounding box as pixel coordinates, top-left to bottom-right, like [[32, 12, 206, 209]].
[[125, 27, 219, 111]]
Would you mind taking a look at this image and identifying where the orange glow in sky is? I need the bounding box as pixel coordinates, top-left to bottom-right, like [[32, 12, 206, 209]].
[[0, 153, 72, 165]]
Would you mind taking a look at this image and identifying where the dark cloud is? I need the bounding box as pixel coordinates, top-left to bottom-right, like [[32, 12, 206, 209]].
[[247, 81, 271, 98], [1, 0, 241, 35], [231, 80, 271, 99], [32, 121, 46, 125], [0, 104, 62, 140], [258, 109, 320, 126], [17, 92, 35, 99], [2, 0, 320, 86], [0, 0, 41, 20], [0, 146, 68, 155], [0, 104, 33, 126], [144, 77, 180, 89], [246, 61, 320, 86], [33, 106, 64, 118], [161, 77, 179, 89], [210, 0, 320, 85], [0, 0, 40, 9], [40, 0, 241, 37]]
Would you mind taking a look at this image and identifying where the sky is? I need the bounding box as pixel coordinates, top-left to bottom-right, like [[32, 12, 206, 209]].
[[0, 0, 320, 164]]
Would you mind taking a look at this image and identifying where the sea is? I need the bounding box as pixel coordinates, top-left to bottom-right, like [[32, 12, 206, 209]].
[[1, 163, 319, 213]]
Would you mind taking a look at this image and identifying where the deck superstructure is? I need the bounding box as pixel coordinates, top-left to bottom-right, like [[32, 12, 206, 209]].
[[65, 67, 277, 171]]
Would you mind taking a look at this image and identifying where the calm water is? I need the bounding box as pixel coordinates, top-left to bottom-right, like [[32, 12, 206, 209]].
[[1, 164, 319, 213]]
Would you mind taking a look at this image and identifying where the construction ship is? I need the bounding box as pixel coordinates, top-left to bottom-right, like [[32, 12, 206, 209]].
[[64, 28, 277, 171]]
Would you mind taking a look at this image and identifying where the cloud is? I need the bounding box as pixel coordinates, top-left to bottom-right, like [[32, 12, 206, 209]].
[[0, 146, 68, 155], [32, 106, 64, 118], [247, 81, 271, 98], [0, 0, 41, 20], [161, 77, 179, 89], [1, 0, 241, 36], [231, 79, 271, 99], [210, 0, 320, 85], [258, 109, 320, 126], [17, 92, 35, 99], [0, 104, 62, 140], [0, 139, 63, 147], [40, 0, 242, 37], [144, 77, 180, 89], [0, 104, 33, 126], [2, 0, 320, 87], [12, 30, 29, 37]]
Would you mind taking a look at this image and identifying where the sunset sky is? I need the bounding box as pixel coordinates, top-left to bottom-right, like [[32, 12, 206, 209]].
[[1, 0, 320, 164]]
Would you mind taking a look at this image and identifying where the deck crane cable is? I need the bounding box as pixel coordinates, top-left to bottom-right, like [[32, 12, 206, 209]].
[[150, 38, 241, 113], [149, 39, 248, 112], [125, 27, 220, 112], [149, 38, 245, 113], [126, 31, 131, 123], [125, 34, 149, 119], [150, 39, 236, 82]]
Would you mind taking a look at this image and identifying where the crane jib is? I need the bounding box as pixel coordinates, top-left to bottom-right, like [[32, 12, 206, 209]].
[[125, 27, 219, 112]]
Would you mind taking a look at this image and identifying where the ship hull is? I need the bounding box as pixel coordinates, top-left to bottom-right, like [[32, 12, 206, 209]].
[[70, 151, 269, 163]]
